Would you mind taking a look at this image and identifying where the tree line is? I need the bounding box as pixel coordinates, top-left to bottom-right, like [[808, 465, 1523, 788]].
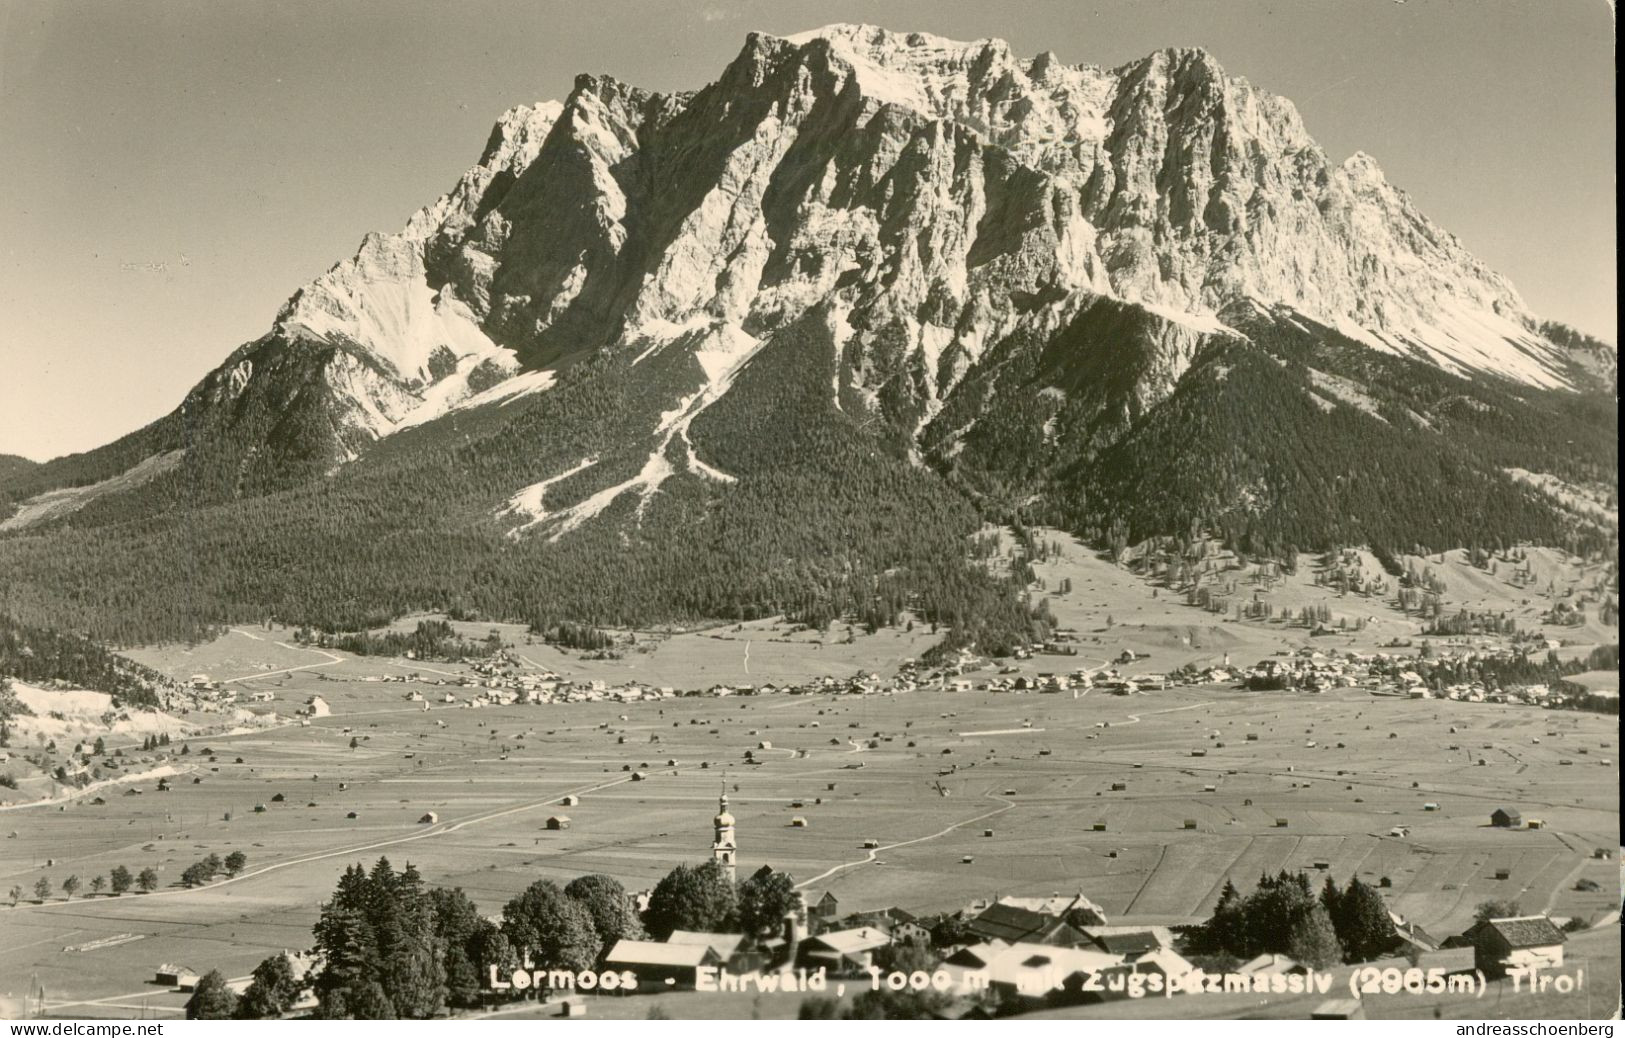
[[185, 854, 803, 1019]]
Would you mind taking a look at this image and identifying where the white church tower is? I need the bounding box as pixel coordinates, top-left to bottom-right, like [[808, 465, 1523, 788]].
[[712, 787, 737, 883]]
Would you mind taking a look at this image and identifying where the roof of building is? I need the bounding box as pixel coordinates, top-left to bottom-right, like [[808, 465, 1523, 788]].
[[997, 892, 1107, 919], [1236, 953, 1303, 975], [666, 930, 744, 957], [805, 926, 891, 956], [1079, 924, 1174, 948], [967, 903, 1087, 945], [942, 940, 1009, 969], [604, 939, 718, 968], [1132, 948, 1196, 977], [1090, 930, 1163, 956], [1480, 916, 1568, 949], [1388, 915, 1440, 951], [981, 942, 1122, 996]]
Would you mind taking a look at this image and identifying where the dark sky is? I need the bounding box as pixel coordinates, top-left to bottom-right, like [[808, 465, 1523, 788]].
[[1, 0, 1615, 460]]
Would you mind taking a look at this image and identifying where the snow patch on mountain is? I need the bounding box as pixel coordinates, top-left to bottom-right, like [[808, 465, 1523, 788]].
[[502, 455, 601, 535], [276, 234, 508, 385], [503, 322, 761, 538]]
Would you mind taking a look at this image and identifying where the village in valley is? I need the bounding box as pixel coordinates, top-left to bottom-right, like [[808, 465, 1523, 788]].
[[0, 531, 1617, 1020]]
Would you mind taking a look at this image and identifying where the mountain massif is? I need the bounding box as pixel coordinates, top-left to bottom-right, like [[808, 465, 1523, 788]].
[[1, 25, 1615, 646]]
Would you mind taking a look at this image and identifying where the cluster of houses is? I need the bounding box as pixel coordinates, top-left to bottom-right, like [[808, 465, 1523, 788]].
[[1234, 646, 1598, 707], [597, 877, 1575, 1017]]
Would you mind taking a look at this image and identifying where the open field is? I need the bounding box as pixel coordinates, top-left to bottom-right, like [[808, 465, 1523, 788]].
[[4, 532, 1615, 1020], [2, 657, 1616, 1019]]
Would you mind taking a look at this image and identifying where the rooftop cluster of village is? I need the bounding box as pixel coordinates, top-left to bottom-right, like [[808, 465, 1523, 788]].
[[176, 637, 1612, 721]]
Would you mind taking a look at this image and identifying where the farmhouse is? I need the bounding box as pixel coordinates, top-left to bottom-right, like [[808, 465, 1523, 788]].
[[980, 942, 1123, 1006], [154, 964, 200, 988], [1387, 916, 1441, 955], [1079, 929, 1170, 955], [604, 939, 720, 989], [1457, 916, 1567, 977], [1490, 807, 1522, 828], [999, 892, 1107, 926], [666, 930, 744, 960], [1085, 929, 1164, 957], [811, 891, 840, 922], [799, 926, 891, 973], [966, 903, 1088, 946]]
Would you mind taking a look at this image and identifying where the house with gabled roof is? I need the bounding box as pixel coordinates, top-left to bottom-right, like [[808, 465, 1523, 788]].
[[603, 939, 720, 989], [997, 891, 1108, 926], [799, 926, 891, 974], [665, 930, 744, 960], [811, 890, 840, 923], [1456, 916, 1567, 977], [966, 903, 1088, 947], [1086, 929, 1164, 957], [981, 942, 1123, 1008]]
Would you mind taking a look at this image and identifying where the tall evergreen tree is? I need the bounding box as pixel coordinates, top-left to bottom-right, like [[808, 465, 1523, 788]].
[[1331, 877, 1398, 962], [1286, 905, 1345, 969]]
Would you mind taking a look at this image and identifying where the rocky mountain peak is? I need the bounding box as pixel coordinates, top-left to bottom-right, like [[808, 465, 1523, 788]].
[[96, 23, 1599, 493]]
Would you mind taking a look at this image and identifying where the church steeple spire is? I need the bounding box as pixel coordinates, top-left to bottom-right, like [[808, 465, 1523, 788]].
[[712, 781, 737, 883]]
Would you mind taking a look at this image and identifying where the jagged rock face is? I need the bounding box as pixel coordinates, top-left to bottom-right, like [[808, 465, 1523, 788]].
[[385, 23, 1574, 421], [52, 24, 1603, 499], [232, 101, 565, 448]]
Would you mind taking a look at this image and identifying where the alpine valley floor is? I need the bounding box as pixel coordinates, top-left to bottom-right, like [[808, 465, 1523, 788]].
[[0, 534, 1617, 1020]]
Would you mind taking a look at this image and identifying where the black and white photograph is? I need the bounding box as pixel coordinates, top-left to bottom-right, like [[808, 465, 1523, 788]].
[[0, 0, 1617, 1028]]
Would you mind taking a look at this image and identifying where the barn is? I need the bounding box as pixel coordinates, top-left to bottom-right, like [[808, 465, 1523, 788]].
[[603, 939, 719, 990], [1459, 916, 1567, 978], [154, 964, 199, 988], [1490, 807, 1522, 828], [546, 815, 571, 830], [799, 927, 892, 973]]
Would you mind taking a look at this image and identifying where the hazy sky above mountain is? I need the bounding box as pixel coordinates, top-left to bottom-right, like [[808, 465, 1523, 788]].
[[1, 0, 1615, 461]]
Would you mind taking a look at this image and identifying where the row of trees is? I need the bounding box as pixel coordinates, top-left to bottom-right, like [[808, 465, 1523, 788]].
[[248, 856, 805, 1020], [182, 850, 248, 887], [11, 863, 160, 904], [1188, 870, 1398, 968], [11, 849, 250, 907]]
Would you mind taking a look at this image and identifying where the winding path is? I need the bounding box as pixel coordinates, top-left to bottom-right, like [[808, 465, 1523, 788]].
[[220, 644, 343, 685], [793, 792, 1016, 890]]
